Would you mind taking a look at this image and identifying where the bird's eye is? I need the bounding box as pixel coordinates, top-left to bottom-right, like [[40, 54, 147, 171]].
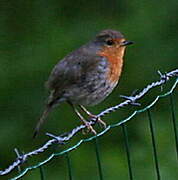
[[106, 39, 114, 46]]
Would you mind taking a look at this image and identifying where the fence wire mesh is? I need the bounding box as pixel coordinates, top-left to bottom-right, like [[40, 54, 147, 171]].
[[0, 69, 177, 180]]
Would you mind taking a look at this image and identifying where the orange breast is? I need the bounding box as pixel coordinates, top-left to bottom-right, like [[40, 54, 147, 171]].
[[98, 46, 125, 84]]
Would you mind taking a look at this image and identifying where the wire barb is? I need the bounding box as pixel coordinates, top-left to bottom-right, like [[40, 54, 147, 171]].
[[120, 95, 141, 106], [46, 132, 66, 145], [157, 70, 169, 91], [14, 149, 26, 165], [14, 148, 22, 173], [158, 70, 169, 82], [0, 69, 177, 178]]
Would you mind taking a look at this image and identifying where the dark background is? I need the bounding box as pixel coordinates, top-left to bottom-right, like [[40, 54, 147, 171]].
[[0, 0, 178, 179]]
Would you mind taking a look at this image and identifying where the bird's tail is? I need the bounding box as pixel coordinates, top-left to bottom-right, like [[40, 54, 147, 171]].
[[33, 104, 52, 138]]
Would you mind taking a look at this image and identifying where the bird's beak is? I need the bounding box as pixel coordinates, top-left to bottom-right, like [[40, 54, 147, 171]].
[[120, 40, 134, 46]]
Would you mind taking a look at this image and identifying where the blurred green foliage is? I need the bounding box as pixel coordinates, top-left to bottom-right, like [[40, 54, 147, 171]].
[[0, 0, 177, 179]]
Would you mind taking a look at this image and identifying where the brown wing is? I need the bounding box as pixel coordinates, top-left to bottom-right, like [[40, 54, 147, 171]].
[[46, 46, 102, 95], [46, 56, 82, 91]]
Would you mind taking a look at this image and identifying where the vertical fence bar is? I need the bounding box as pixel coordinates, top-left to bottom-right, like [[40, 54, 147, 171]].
[[94, 138, 104, 180], [122, 124, 133, 180], [39, 166, 45, 180], [66, 153, 73, 180], [147, 109, 161, 180], [169, 94, 178, 159]]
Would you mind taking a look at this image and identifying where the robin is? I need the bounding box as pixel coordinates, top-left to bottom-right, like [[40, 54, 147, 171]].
[[34, 29, 133, 137]]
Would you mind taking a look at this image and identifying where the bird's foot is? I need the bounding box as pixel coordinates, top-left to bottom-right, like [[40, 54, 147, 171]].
[[89, 114, 106, 128], [82, 119, 97, 135], [78, 105, 106, 134]]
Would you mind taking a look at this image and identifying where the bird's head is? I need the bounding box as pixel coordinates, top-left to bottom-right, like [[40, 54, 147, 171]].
[[95, 29, 133, 59]]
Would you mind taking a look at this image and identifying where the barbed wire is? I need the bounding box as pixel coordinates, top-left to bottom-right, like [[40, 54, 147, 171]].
[[0, 69, 178, 179]]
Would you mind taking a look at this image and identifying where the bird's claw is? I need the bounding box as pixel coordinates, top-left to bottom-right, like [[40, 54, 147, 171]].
[[82, 120, 97, 135], [96, 117, 107, 128], [89, 115, 107, 128]]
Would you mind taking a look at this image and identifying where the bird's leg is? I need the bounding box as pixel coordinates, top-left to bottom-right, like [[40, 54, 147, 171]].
[[68, 102, 96, 134], [74, 107, 97, 135], [79, 105, 106, 128]]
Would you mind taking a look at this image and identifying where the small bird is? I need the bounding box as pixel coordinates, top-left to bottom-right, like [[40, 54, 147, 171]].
[[34, 29, 133, 137]]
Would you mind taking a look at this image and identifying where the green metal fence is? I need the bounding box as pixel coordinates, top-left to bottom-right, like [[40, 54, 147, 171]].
[[0, 69, 177, 180]]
